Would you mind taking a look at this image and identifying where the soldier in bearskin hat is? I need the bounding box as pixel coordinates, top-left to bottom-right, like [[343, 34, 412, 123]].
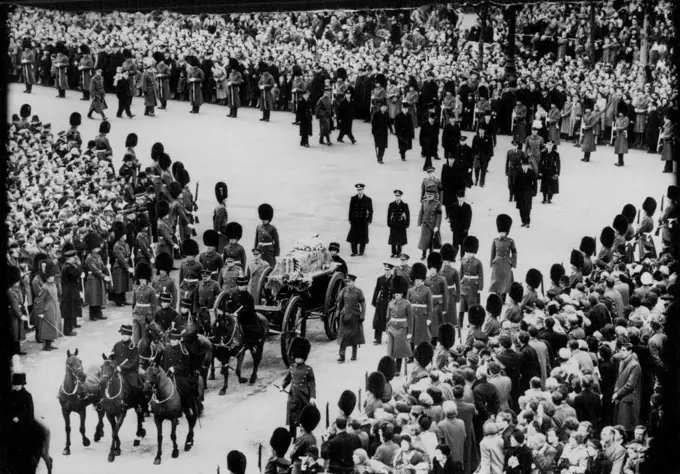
[[280, 337, 316, 439], [365, 371, 387, 417], [110, 221, 133, 306], [152, 252, 177, 308], [579, 236, 596, 277], [153, 52, 171, 110], [20, 37, 36, 94], [291, 64, 306, 122], [568, 249, 585, 289], [223, 222, 247, 270], [60, 243, 82, 337], [78, 44, 93, 100], [135, 214, 154, 267], [337, 390, 357, 419], [131, 262, 156, 344], [407, 262, 433, 349], [255, 204, 280, 268], [227, 58, 243, 118], [595, 226, 616, 269], [169, 182, 193, 254], [186, 55, 204, 114], [489, 214, 517, 300], [371, 261, 395, 345], [335, 274, 366, 363], [548, 263, 566, 295], [466, 304, 489, 347], [199, 230, 223, 280], [258, 61, 276, 121], [292, 404, 321, 471], [635, 197, 657, 259], [438, 244, 460, 328], [612, 214, 629, 257], [141, 57, 159, 116], [54, 41, 69, 98], [155, 200, 177, 268], [434, 322, 456, 369], [522, 268, 544, 312], [408, 341, 434, 386], [179, 239, 202, 305], [621, 203, 637, 242], [376, 356, 397, 403], [83, 231, 109, 321], [266, 427, 293, 472], [459, 236, 483, 340], [227, 451, 247, 474], [484, 293, 503, 338], [385, 275, 413, 372], [424, 252, 448, 345], [246, 247, 270, 303]]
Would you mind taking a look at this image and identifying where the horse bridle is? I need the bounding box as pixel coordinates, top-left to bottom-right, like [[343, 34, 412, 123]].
[[60, 361, 84, 396], [212, 312, 239, 349], [103, 367, 123, 400], [150, 371, 176, 405]]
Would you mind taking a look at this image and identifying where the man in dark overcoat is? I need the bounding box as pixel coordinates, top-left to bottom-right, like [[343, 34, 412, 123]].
[[280, 337, 316, 439], [335, 275, 366, 363], [471, 127, 493, 187], [505, 140, 524, 202], [387, 190, 410, 258], [347, 184, 373, 256], [613, 342, 642, 437], [110, 324, 143, 392], [316, 87, 333, 145], [442, 115, 462, 158], [514, 158, 537, 228], [447, 190, 472, 261], [371, 263, 394, 345], [420, 113, 440, 171], [539, 140, 560, 204], [371, 103, 393, 163], [336, 89, 356, 144], [394, 99, 414, 160], [297, 90, 313, 147], [456, 136, 474, 188]]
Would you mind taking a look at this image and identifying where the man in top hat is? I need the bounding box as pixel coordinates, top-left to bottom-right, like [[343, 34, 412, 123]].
[[371, 103, 393, 163], [316, 87, 334, 145], [421, 167, 443, 202], [336, 89, 356, 144], [539, 140, 560, 204], [110, 323, 143, 391], [347, 184, 373, 257], [152, 253, 177, 308], [328, 242, 348, 274], [187, 56, 204, 114], [514, 158, 537, 228], [394, 98, 415, 161], [179, 239, 202, 304], [506, 139, 524, 202], [226, 58, 243, 118], [255, 204, 280, 268], [387, 190, 410, 258], [132, 262, 157, 344], [20, 38, 36, 94], [280, 337, 316, 439], [613, 108, 630, 167], [258, 61, 275, 121], [335, 274, 366, 363], [223, 222, 247, 270], [418, 186, 443, 261], [371, 262, 395, 345], [420, 113, 440, 171], [297, 90, 313, 147], [512, 99, 528, 145], [447, 190, 472, 262]]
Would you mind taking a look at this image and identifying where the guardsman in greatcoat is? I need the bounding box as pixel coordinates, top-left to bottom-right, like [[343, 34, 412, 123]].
[[131, 262, 157, 345], [458, 236, 484, 341], [213, 182, 229, 253], [258, 61, 275, 122], [488, 214, 517, 302], [291, 65, 306, 123], [227, 58, 243, 118], [155, 201, 177, 268], [54, 42, 69, 98], [613, 108, 630, 167], [154, 52, 171, 110], [406, 263, 433, 352], [199, 230, 223, 281], [246, 247, 270, 304], [186, 56, 204, 114], [111, 221, 133, 306], [635, 197, 657, 259], [347, 184, 374, 257], [659, 114, 674, 173], [152, 252, 177, 309], [280, 337, 316, 440], [539, 140, 561, 204], [371, 262, 395, 345], [110, 324, 143, 392], [179, 239, 202, 304], [135, 214, 154, 267], [580, 105, 599, 162], [316, 87, 334, 146], [20, 38, 36, 94], [223, 222, 247, 270], [424, 252, 448, 346], [84, 231, 109, 321], [506, 139, 524, 202], [255, 204, 280, 268], [417, 186, 443, 261], [438, 244, 460, 329], [194, 268, 221, 314], [512, 99, 528, 145], [387, 190, 410, 258], [335, 274, 366, 363], [394, 253, 412, 287], [77, 44, 93, 100], [218, 255, 243, 300], [385, 276, 413, 373]]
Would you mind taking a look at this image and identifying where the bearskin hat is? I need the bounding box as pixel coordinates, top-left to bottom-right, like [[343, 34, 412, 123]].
[[600, 226, 615, 248], [525, 268, 543, 289], [269, 427, 292, 458], [642, 197, 657, 216], [290, 337, 311, 361], [377, 356, 397, 382], [45, 261, 58, 278], [336, 67, 348, 81], [410, 262, 427, 281], [155, 252, 173, 273], [258, 61, 268, 73], [203, 229, 218, 248], [468, 304, 486, 327], [69, 112, 82, 127], [292, 64, 303, 77], [55, 42, 68, 55], [80, 44, 90, 54], [622, 204, 636, 223], [185, 55, 199, 67], [440, 243, 455, 262], [337, 390, 357, 416], [8, 266, 22, 286], [169, 182, 183, 199], [550, 263, 566, 284], [112, 221, 127, 241], [61, 242, 77, 257], [427, 252, 443, 271], [463, 236, 479, 254], [478, 85, 489, 99], [122, 48, 132, 58], [579, 236, 596, 257], [496, 214, 512, 233], [225, 222, 243, 240], [158, 153, 172, 171], [215, 182, 228, 203], [32, 253, 49, 274], [375, 73, 387, 88], [298, 404, 321, 432], [20, 104, 31, 119], [157, 200, 170, 219], [229, 58, 239, 70], [22, 37, 32, 50], [509, 281, 524, 303], [366, 371, 387, 398], [486, 293, 503, 317], [177, 169, 191, 188], [668, 185, 679, 201], [151, 142, 165, 161], [85, 231, 101, 252], [392, 276, 409, 296], [182, 239, 199, 257], [99, 120, 110, 134], [135, 262, 152, 281], [438, 323, 456, 349], [258, 203, 274, 221], [227, 451, 247, 474], [172, 161, 184, 181], [617, 100, 628, 116], [414, 341, 434, 368], [570, 249, 585, 269], [612, 214, 628, 235], [152, 51, 165, 63]]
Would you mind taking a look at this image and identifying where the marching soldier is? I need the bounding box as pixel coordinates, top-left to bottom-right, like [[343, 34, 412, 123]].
[[84, 231, 108, 321], [255, 204, 280, 268], [488, 214, 517, 302], [280, 337, 316, 439], [387, 190, 410, 258], [439, 244, 460, 328], [20, 38, 36, 94], [395, 99, 414, 161], [524, 126, 544, 194], [194, 268, 221, 313], [512, 99, 528, 146], [227, 58, 243, 118], [179, 239, 202, 303], [347, 184, 373, 257], [335, 274, 366, 363], [87, 69, 108, 121], [370, 262, 395, 345], [424, 252, 448, 346], [456, 136, 474, 188], [200, 230, 223, 281], [154, 52, 171, 110], [407, 262, 433, 350], [297, 90, 313, 147], [223, 222, 247, 270], [421, 167, 443, 202], [77, 44, 93, 100], [459, 236, 484, 339], [111, 221, 133, 306], [131, 262, 157, 345], [420, 113, 439, 171], [506, 140, 524, 202], [218, 256, 242, 299], [186, 56, 204, 114], [155, 201, 178, 268], [417, 186, 442, 261], [122, 48, 137, 107], [514, 158, 537, 228], [110, 324, 143, 392], [316, 87, 333, 146], [152, 253, 177, 309], [258, 61, 275, 122], [659, 114, 674, 173], [394, 254, 412, 287], [179, 169, 197, 234], [372, 103, 393, 163], [246, 247, 270, 304], [635, 197, 657, 259], [141, 58, 158, 117], [539, 140, 561, 204], [213, 182, 229, 253], [329, 242, 348, 275], [613, 107, 630, 167], [472, 126, 493, 187]]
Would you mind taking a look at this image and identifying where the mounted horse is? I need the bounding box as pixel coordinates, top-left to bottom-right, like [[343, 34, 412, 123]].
[[99, 355, 147, 462], [138, 322, 166, 371], [209, 291, 269, 395], [58, 349, 105, 456]]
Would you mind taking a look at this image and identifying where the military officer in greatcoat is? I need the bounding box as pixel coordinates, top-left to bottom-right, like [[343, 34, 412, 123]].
[[347, 184, 373, 257], [227, 58, 243, 118], [218, 255, 243, 300], [387, 190, 410, 258], [417, 186, 443, 261], [280, 337, 316, 439], [152, 252, 177, 308], [110, 324, 143, 392], [132, 262, 157, 345], [635, 197, 657, 259], [223, 222, 247, 270], [84, 231, 109, 321], [258, 61, 275, 122], [20, 38, 36, 94], [335, 275, 366, 363], [514, 157, 537, 228], [194, 268, 221, 313], [488, 214, 517, 302], [524, 126, 544, 195], [155, 201, 178, 268], [385, 276, 413, 373], [506, 140, 525, 202], [246, 247, 270, 304], [438, 244, 460, 328], [613, 108, 630, 167], [371, 262, 395, 345], [111, 221, 133, 306], [424, 253, 448, 346], [179, 239, 202, 305], [512, 99, 528, 145], [539, 140, 560, 204], [154, 52, 171, 110], [199, 230, 223, 281], [394, 254, 412, 287], [77, 44, 93, 100], [316, 87, 334, 146], [581, 104, 599, 163], [406, 263, 433, 350], [421, 167, 443, 202], [255, 205, 280, 268], [186, 56, 204, 114]]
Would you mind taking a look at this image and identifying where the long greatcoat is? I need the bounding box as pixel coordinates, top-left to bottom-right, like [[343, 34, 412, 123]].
[[8, 286, 26, 343], [188, 66, 204, 106], [613, 354, 641, 432], [613, 116, 630, 154], [156, 62, 171, 101], [34, 281, 61, 342], [315, 96, 333, 136], [439, 263, 460, 326], [407, 284, 433, 345], [54, 53, 69, 89], [336, 286, 366, 347], [282, 362, 316, 425], [347, 195, 373, 245], [227, 70, 243, 108], [418, 198, 443, 251], [371, 111, 392, 149], [387, 200, 410, 246], [489, 236, 517, 294], [84, 252, 107, 306], [258, 72, 275, 111], [60, 262, 82, 324], [660, 121, 674, 161], [89, 74, 108, 114], [581, 111, 598, 153], [112, 240, 132, 294], [141, 70, 158, 107], [20, 49, 37, 84], [372, 275, 394, 333], [78, 55, 93, 91], [386, 298, 414, 359], [539, 150, 560, 195], [296, 97, 313, 137]]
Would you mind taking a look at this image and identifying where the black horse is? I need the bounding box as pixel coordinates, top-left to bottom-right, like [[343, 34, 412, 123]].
[[138, 322, 166, 371]]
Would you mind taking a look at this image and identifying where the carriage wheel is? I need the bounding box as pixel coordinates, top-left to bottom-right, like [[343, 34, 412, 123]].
[[323, 272, 345, 340], [256, 267, 273, 305], [280, 296, 306, 367]]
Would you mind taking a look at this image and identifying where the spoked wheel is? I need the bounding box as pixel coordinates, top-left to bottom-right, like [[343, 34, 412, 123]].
[[323, 272, 345, 340], [256, 267, 273, 305], [280, 296, 307, 367]]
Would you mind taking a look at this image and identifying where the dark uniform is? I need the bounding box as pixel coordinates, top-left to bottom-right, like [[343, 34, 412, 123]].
[[371, 109, 393, 163], [281, 361, 316, 433], [254, 224, 280, 268], [387, 199, 410, 257], [424, 272, 449, 345], [394, 108, 414, 160], [335, 285, 366, 361], [199, 249, 223, 281], [110, 339, 143, 391], [152, 274, 177, 309], [514, 165, 537, 227], [179, 259, 202, 305], [222, 242, 247, 270], [218, 263, 242, 299], [371, 274, 394, 344], [505, 148, 524, 201], [472, 132, 493, 187], [347, 193, 373, 256], [539, 149, 560, 203], [195, 276, 221, 311], [135, 228, 154, 266], [155, 304, 178, 332], [297, 95, 313, 146], [161, 341, 194, 402], [336, 96, 356, 143], [132, 284, 157, 344]]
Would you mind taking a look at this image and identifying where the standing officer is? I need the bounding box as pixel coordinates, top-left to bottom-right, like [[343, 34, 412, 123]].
[[194, 268, 221, 313], [417, 186, 442, 261], [347, 184, 373, 257], [371, 103, 393, 164], [420, 113, 440, 171], [505, 140, 524, 202], [514, 158, 537, 228], [472, 126, 493, 187], [371, 262, 394, 345], [246, 248, 270, 303], [613, 108, 630, 167], [524, 126, 544, 196], [280, 337, 316, 439], [255, 204, 280, 268], [581, 104, 598, 162], [186, 56, 204, 114], [257, 61, 275, 121], [77, 44, 93, 100], [421, 167, 444, 202], [218, 256, 242, 300], [446, 190, 472, 261], [512, 99, 528, 145], [155, 52, 171, 110], [335, 275, 366, 363], [336, 89, 356, 144], [316, 87, 334, 145], [226, 58, 243, 118], [387, 190, 410, 258], [20, 37, 37, 94], [539, 141, 560, 204], [488, 214, 517, 302], [394, 99, 414, 161], [297, 90, 313, 147]]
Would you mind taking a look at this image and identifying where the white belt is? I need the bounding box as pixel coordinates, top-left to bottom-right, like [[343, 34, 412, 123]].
[[463, 275, 479, 279], [259, 242, 274, 246], [183, 278, 198, 283], [447, 285, 457, 289], [432, 295, 443, 299], [390, 318, 407, 322], [136, 303, 151, 308], [412, 304, 427, 308]]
